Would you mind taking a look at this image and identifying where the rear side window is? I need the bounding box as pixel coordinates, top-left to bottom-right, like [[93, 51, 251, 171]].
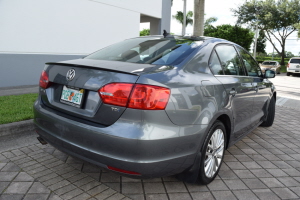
[[262, 61, 276, 65], [215, 45, 246, 76], [290, 59, 300, 64], [236, 47, 262, 77], [209, 50, 223, 75]]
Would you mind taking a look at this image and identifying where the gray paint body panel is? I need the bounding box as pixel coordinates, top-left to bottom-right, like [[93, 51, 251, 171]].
[[58, 59, 155, 74], [34, 99, 207, 178]]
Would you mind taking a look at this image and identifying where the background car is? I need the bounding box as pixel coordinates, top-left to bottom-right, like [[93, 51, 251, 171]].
[[260, 60, 281, 74], [34, 35, 276, 185], [287, 57, 300, 76]]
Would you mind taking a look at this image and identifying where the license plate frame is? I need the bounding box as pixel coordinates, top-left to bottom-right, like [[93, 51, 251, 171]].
[[60, 85, 85, 108]]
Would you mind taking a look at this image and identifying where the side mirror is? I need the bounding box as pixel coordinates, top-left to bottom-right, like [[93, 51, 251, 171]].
[[265, 69, 275, 78]]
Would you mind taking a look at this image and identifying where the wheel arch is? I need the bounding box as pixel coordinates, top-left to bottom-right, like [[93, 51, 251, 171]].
[[216, 114, 232, 149], [272, 91, 276, 101], [176, 112, 232, 183]]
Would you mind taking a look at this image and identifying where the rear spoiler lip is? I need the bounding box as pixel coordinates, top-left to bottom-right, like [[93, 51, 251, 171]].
[[46, 62, 140, 76]]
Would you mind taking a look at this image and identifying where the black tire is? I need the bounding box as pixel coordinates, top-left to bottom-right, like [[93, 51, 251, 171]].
[[287, 72, 290, 76], [198, 120, 226, 185], [260, 97, 275, 127]]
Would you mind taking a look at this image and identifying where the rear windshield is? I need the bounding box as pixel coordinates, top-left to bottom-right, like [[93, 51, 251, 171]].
[[290, 59, 300, 64], [85, 37, 202, 65], [262, 62, 276, 65]]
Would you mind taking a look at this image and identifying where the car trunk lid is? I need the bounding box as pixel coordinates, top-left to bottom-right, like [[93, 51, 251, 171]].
[[289, 61, 300, 70], [40, 59, 154, 126]]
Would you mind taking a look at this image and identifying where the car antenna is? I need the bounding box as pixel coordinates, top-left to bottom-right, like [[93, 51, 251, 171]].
[[163, 30, 174, 38]]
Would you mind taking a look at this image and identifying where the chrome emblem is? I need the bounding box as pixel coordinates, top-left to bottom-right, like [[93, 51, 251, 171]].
[[111, 107, 120, 112], [66, 69, 75, 81]]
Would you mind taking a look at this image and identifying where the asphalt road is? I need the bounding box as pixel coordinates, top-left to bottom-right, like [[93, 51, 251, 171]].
[[272, 73, 300, 100]]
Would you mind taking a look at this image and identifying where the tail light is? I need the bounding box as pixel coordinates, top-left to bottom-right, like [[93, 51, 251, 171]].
[[287, 63, 290, 68], [128, 85, 170, 110], [39, 70, 51, 89], [99, 83, 134, 107], [99, 83, 170, 110]]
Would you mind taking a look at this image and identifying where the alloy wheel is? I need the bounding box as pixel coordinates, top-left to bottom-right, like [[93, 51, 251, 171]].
[[204, 128, 225, 178]]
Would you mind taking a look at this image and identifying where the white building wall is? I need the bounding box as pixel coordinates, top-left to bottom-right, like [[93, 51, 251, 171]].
[[0, 0, 170, 87], [0, 0, 144, 54], [91, 0, 162, 18]]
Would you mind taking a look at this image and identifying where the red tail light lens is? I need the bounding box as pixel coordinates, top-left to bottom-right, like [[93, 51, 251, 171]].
[[39, 70, 51, 89], [98, 83, 170, 110], [287, 63, 290, 68], [99, 83, 134, 107], [128, 84, 170, 110]]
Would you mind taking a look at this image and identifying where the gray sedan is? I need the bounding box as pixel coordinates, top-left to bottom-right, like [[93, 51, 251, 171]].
[[34, 35, 276, 184]]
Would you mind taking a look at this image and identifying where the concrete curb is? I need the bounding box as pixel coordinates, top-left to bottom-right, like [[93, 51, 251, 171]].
[[0, 119, 35, 137], [0, 85, 38, 96]]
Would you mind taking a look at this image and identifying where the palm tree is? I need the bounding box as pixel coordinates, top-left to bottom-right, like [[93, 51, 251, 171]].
[[204, 17, 218, 29], [172, 11, 194, 27], [193, 0, 205, 36]]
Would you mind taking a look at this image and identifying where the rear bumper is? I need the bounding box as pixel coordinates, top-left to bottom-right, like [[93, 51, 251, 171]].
[[287, 69, 300, 73], [33, 99, 208, 178]]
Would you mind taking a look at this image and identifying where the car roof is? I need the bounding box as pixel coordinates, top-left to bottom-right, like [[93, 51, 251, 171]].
[[138, 35, 224, 42], [137, 35, 237, 49]]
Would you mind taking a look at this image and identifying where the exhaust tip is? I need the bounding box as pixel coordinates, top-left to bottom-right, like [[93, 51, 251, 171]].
[[37, 137, 48, 145]]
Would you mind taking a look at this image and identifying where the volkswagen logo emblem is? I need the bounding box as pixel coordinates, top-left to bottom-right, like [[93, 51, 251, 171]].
[[66, 69, 75, 81]]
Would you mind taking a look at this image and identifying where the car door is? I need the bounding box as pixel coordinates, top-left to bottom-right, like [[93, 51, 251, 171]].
[[236, 46, 270, 126], [209, 44, 255, 139]]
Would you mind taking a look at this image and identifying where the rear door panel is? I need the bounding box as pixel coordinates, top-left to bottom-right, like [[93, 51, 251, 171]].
[[215, 76, 255, 138]]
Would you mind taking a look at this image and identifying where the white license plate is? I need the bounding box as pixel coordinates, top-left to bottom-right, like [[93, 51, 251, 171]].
[[60, 86, 84, 108]]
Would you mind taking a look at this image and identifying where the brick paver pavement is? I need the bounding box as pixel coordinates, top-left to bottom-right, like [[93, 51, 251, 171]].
[[0, 105, 299, 200]]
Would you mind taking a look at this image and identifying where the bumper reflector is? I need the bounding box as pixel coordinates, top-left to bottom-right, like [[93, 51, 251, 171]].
[[107, 166, 141, 175]]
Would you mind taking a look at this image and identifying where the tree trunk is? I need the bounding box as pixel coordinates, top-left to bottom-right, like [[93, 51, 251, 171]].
[[193, 0, 205, 36], [280, 39, 286, 66]]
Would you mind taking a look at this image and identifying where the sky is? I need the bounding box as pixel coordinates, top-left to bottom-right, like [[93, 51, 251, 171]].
[[141, 0, 300, 56]]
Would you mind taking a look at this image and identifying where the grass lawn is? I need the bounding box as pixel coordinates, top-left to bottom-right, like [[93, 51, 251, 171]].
[[0, 93, 38, 125], [280, 65, 287, 73]]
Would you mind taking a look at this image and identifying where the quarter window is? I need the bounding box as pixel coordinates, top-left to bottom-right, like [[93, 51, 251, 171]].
[[215, 45, 246, 76]]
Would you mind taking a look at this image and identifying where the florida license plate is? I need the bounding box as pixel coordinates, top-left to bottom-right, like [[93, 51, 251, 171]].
[[60, 85, 84, 108]]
